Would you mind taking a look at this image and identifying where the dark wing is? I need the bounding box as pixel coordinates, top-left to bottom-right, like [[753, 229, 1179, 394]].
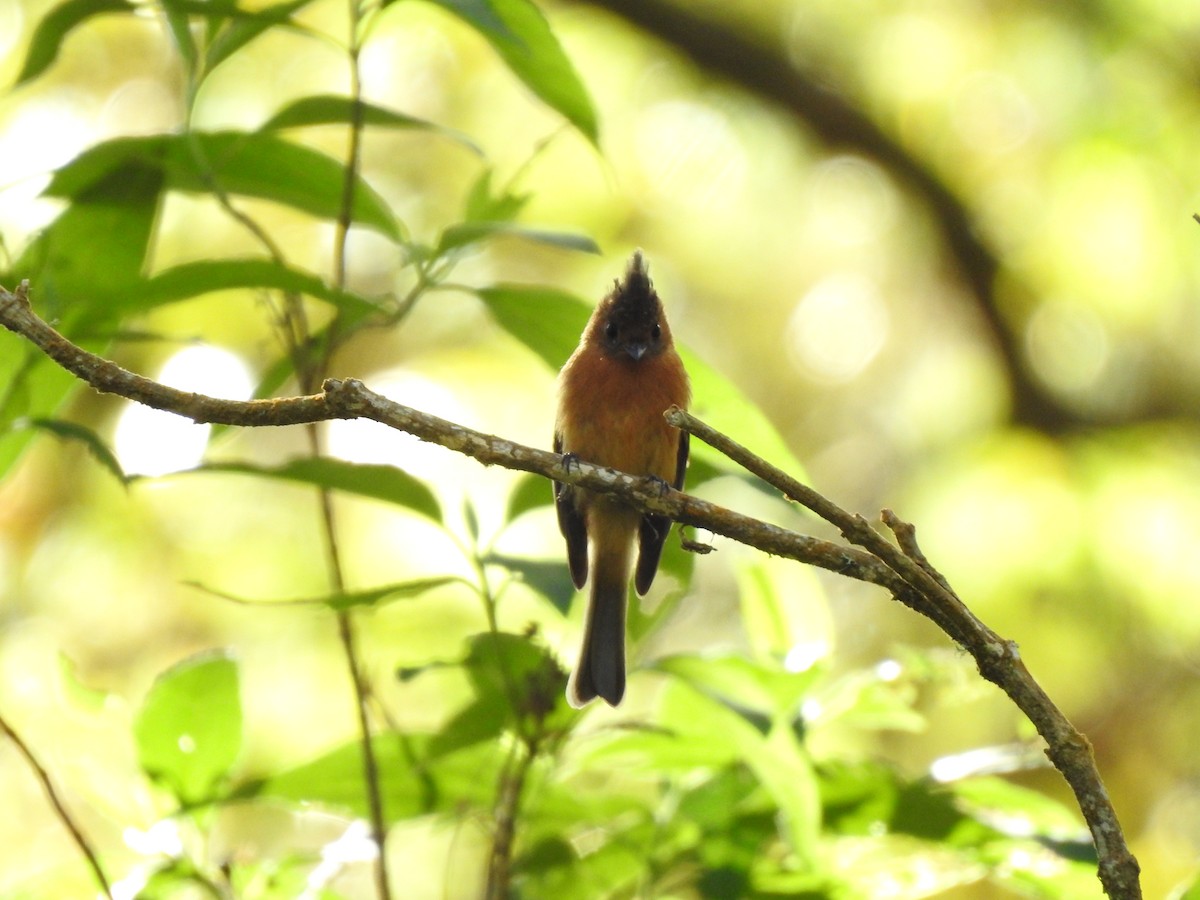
[[554, 430, 589, 589], [634, 430, 689, 595]]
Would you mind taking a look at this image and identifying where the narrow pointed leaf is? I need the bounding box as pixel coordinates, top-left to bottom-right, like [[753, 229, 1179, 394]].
[[474, 285, 590, 370], [438, 221, 599, 256], [202, 0, 317, 72], [188, 576, 458, 610], [16, 0, 134, 85], [263, 95, 482, 154], [130, 259, 380, 318], [422, 0, 599, 144], [22, 418, 127, 483], [45, 132, 400, 241], [188, 459, 442, 522]]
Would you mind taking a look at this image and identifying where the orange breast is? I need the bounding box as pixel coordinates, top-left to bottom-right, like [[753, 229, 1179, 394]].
[[556, 347, 690, 482]]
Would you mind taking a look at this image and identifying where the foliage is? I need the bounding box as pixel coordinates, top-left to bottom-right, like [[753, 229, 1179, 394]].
[[0, 0, 1133, 898]]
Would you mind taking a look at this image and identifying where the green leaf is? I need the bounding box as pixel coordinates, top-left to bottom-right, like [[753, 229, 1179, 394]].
[[475, 284, 589, 370], [811, 669, 926, 735], [735, 558, 832, 668], [464, 168, 528, 223], [201, 0, 317, 73], [186, 459, 443, 522], [16, 0, 134, 85], [20, 418, 127, 484], [655, 654, 820, 720], [262, 95, 482, 155], [162, 2, 199, 77], [430, 632, 571, 756], [241, 734, 502, 821], [504, 472, 552, 522], [45, 132, 400, 241], [420, 0, 599, 144], [19, 158, 164, 319], [660, 680, 821, 865], [1174, 874, 1200, 900], [188, 576, 458, 610], [950, 776, 1089, 840], [0, 159, 162, 478], [483, 552, 575, 612], [134, 653, 242, 806], [818, 758, 901, 836], [427, 696, 510, 758], [130, 258, 381, 319], [437, 221, 600, 256], [461, 631, 558, 701]]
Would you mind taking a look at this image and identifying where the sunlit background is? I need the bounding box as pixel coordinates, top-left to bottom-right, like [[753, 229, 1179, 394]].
[[2, 0, 1200, 896]]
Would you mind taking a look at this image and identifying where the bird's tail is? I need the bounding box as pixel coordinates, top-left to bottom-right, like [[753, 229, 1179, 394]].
[[567, 532, 632, 708]]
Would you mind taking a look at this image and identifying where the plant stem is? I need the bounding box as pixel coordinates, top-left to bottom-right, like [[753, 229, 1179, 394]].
[[0, 711, 113, 899]]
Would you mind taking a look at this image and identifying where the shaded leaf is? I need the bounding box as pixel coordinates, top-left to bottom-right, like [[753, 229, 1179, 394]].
[[16, 0, 134, 85], [262, 95, 482, 155], [239, 734, 502, 821], [950, 776, 1090, 841], [202, 0, 317, 73], [505, 472, 553, 523], [187, 459, 443, 522], [484, 552, 575, 612], [430, 632, 571, 757], [464, 168, 528, 223], [45, 132, 400, 241], [438, 221, 600, 256], [20, 159, 164, 320], [161, 1, 199, 76], [131, 258, 380, 318], [475, 284, 589, 370], [420, 0, 599, 144], [427, 696, 510, 758], [0, 161, 162, 478], [21, 417, 127, 483], [189, 576, 458, 610], [134, 653, 242, 806], [655, 653, 820, 720], [657, 679, 821, 865]]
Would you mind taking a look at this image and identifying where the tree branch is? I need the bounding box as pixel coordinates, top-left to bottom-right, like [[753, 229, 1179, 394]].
[[0, 280, 1140, 898]]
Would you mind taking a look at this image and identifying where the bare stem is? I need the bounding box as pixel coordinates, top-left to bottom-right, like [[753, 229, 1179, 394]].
[[0, 710, 113, 899]]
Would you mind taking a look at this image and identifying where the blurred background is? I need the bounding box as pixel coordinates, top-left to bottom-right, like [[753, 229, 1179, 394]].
[[1, 0, 1199, 897]]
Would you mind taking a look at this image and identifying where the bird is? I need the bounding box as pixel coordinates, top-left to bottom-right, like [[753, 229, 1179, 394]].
[[554, 251, 691, 707]]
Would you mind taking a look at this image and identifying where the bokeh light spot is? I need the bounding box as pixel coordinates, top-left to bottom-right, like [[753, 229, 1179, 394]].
[[1025, 300, 1110, 394], [786, 273, 889, 383], [114, 346, 254, 477]]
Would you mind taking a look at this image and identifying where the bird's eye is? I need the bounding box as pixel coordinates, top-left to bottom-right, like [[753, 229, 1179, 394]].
[[605, 322, 618, 341], [651, 323, 662, 341]]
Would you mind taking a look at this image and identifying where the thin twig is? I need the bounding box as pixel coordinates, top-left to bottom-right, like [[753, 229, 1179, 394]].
[[0, 710, 114, 899], [0, 280, 1141, 899], [485, 738, 536, 900]]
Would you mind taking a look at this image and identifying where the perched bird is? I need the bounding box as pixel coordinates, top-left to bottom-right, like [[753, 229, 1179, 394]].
[[554, 251, 691, 707]]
